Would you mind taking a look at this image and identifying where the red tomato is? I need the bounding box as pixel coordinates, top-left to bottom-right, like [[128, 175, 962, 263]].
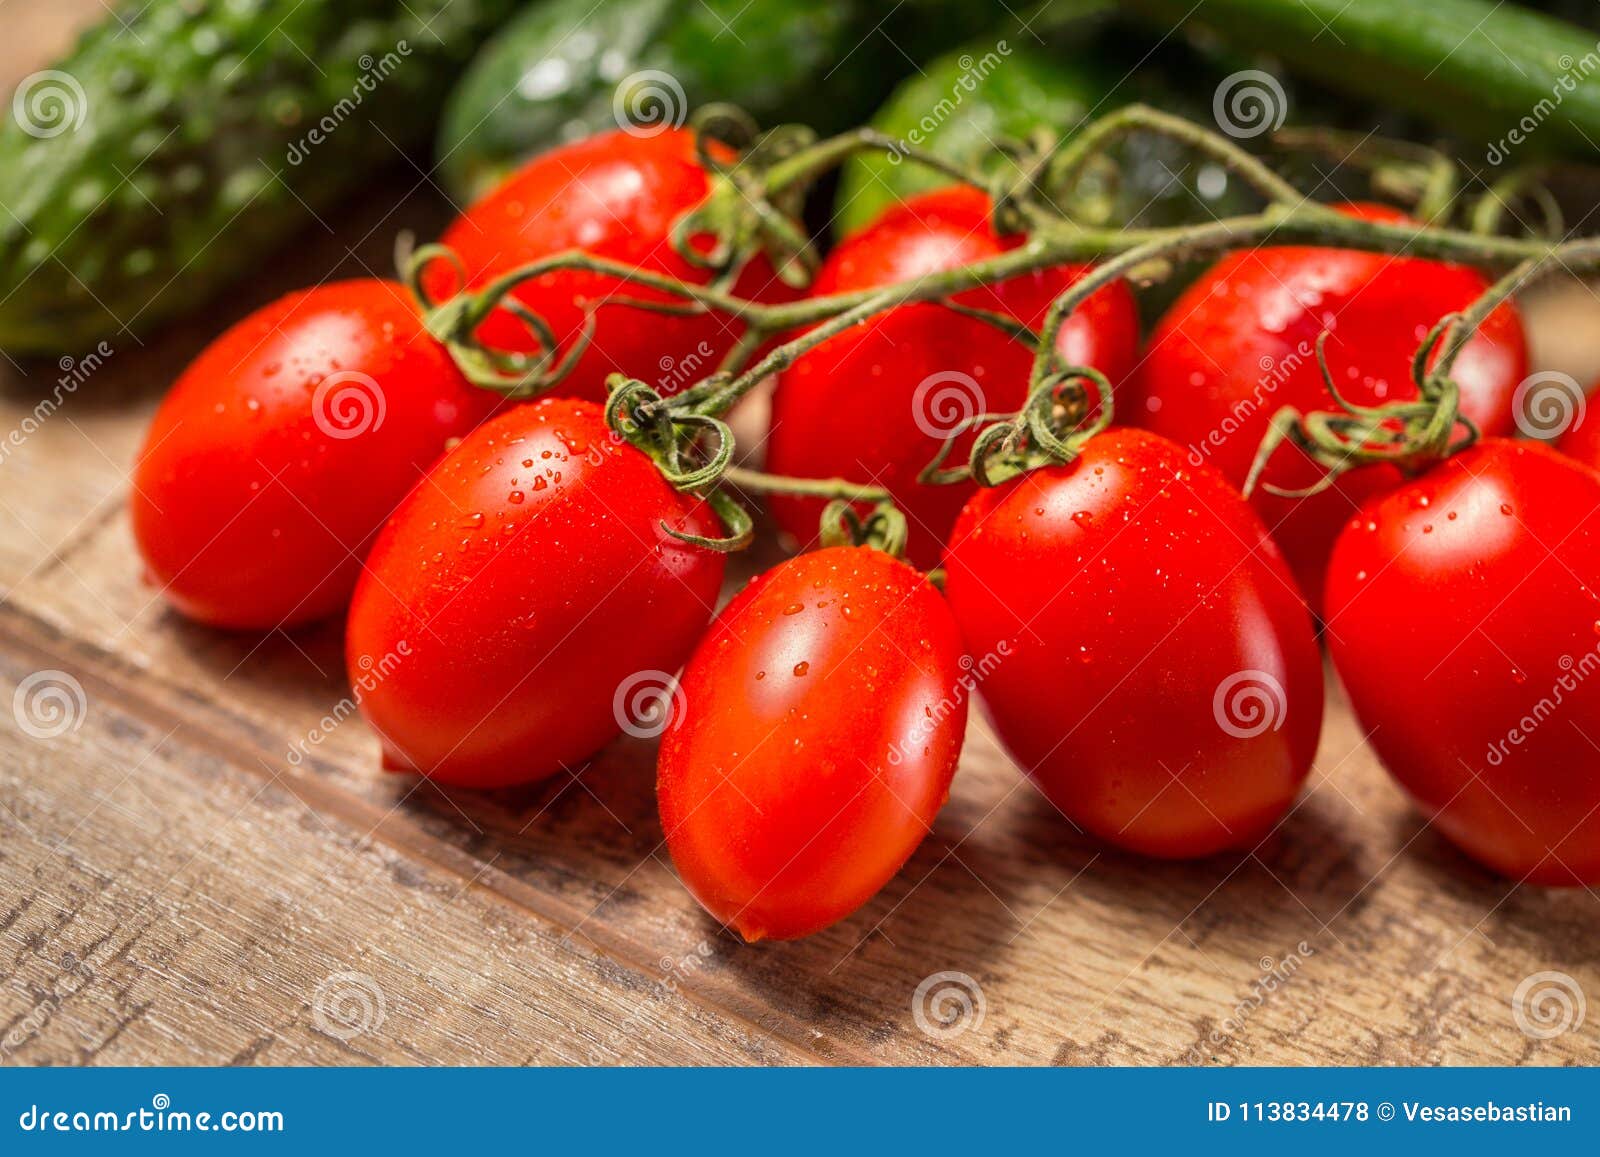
[[425, 127, 797, 402], [1129, 204, 1528, 614], [1325, 438, 1600, 884], [346, 398, 725, 789], [943, 427, 1323, 858], [130, 280, 499, 630], [764, 186, 1140, 568], [1557, 375, 1600, 469], [658, 545, 967, 940]]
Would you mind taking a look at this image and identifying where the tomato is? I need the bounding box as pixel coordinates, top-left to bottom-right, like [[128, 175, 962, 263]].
[[1128, 203, 1528, 614], [1325, 438, 1600, 884], [424, 127, 798, 403], [130, 280, 499, 630], [1557, 375, 1600, 469], [764, 185, 1140, 568], [345, 398, 725, 789], [943, 427, 1323, 858], [658, 545, 966, 940]]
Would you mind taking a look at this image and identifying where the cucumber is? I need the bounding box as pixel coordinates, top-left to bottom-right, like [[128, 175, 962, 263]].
[[0, 0, 517, 357], [436, 0, 1011, 203], [835, 35, 1259, 237], [1120, 0, 1600, 162]]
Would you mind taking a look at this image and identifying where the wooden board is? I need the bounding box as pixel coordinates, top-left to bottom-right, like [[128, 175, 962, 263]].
[[3, 1, 1600, 1067]]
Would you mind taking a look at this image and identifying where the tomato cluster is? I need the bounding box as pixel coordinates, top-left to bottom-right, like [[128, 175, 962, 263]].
[[130, 124, 1600, 943]]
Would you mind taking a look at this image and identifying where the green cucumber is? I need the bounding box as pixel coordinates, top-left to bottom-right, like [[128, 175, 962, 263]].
[[436, 0, 1011, 204], [835, 35, 1259, 237], [0, 0, 517, 357], [1120, 0, 1600, 163]]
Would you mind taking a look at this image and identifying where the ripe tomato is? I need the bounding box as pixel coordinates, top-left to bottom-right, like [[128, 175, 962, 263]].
[[1325, 438, 1600, 884], [424, 127, 797, 402], [345, 398, 725, 789], [130, 280, 499, 630], [658, 545, 967, 940], [1129, 203, 1528, 614], [764, 186, 1140, 568], [943, 427, 1323, 858], [1557, 376, 1600, 469]]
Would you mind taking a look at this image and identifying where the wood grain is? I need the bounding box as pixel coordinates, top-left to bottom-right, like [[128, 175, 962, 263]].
[[2, 0, 1600, 1067]]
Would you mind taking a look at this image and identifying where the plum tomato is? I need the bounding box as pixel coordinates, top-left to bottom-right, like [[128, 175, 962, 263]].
[[657, 545, 967, 940], [764, 185, 1139, 569], [1556, 375, 1600, 470], [1128, 203, 1528, 614], [1325, 438, 1600, 885], [943, 427, 1324, 858], [345, 397, 725, 789], [130, 279, 500, 630], [424, 127, 798, 403]]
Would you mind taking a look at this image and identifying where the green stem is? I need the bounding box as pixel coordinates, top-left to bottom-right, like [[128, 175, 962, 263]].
[[1049, 104, 1306, 209], [721, 465, 891, 504]]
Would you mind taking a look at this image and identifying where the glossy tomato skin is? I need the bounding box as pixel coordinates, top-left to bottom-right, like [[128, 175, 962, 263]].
[[1325, 439, 1600, 885], [765, 186, 1140, 569], [426, 127, 796, 403], [658, 545, 966, 941], [943, 428, 1323, 858], [346, 398, 725, 790], [1557, 378, 1600, 469], [131, 280, 499, 630], [1129, 204, 1528, 615]]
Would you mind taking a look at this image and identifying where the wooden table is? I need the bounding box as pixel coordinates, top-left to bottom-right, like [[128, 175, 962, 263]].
[[2, 1, 1598, 1067]]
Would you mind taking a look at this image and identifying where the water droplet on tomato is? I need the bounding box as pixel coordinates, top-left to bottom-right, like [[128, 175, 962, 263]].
[[508, 490, 524, 504], [459, 513, 484, 529], [793, 661, 809, 677], [782, 602, 803, 616]]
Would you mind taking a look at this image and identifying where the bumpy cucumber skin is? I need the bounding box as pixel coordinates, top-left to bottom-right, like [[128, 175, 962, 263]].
[[0, 0, 516, 356], [437, 0, 1010, 203]]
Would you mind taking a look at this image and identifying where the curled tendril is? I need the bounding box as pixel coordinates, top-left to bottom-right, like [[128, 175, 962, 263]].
[[603, 376, 749, 550], [916, 367, 1113, 490], [819, 499, 910, 558], [402, 240, 592, 398], [669, 106, 819, 290], [1243, 329, 1470, 500]]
